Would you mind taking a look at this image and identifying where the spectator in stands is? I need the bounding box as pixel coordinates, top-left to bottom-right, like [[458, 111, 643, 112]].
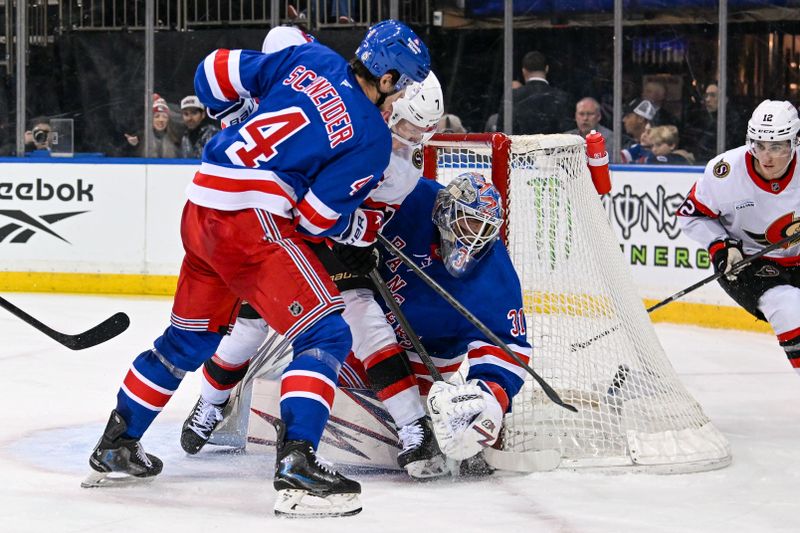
[[179, 95, 219, 159], [439, 113, 467, 134], [642, 79, 679, 128], [564, 97, 616, 156], [620, 99, 655, 163], [485, 81, 523, 132], [496, 51, 573, 134], [24, 117, 54, 157], [124, 96, 181, 158], [644, 125, 693, 165], [683, 82, 745, 164]]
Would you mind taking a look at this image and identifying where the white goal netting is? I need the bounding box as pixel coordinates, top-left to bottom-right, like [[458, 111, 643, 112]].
[[423, 133, 731, 473]]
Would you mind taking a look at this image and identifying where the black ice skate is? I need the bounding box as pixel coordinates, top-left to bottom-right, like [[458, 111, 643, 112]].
[[272, 419, 362, 518], [81, 410, 163, 488], [397, 416, 449, 480], [181, 396, 227, 454]]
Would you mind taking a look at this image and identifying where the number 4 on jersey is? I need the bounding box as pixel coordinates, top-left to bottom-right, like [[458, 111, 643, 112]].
[[226, 107, 310, 167]]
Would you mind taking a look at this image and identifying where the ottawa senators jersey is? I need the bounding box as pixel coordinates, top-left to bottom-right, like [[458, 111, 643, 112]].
[[677, 145, 800, 266], [363, 143, 425, 215]]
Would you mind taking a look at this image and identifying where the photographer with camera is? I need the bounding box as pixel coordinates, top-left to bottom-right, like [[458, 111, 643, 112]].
[[24, 117, 54, 157]]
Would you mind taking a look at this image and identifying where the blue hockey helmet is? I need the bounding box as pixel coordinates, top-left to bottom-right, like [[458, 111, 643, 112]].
[[432, 172, 504, 278], [356, 20, 431, 92]]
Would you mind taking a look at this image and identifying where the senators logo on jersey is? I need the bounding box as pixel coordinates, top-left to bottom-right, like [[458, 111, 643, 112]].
[[743, 212, 800, 247], [713, 159, 731, 178], [412, 148, 423, 169]]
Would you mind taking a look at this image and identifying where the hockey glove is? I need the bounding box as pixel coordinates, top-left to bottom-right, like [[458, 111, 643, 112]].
[[333, 208, 384, 247], [208, 97, 257, 129], [710, 238, 746, 281], [427, 379, 504, 461], [331, 243, 380, 276]]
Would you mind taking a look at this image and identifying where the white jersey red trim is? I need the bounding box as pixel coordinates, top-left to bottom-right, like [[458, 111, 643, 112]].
[[678, 145, 800, 265]]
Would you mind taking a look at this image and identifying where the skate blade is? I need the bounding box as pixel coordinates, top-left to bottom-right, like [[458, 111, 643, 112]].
[[404, 455, 450, 481], [80, 470, 157, 489], [273, 489, 362, 518]]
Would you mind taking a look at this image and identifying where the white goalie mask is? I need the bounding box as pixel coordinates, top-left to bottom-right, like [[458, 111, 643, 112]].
[[388, 71, 443, 146], [746, 99, 800, 159], [432, 172, 503, 278]]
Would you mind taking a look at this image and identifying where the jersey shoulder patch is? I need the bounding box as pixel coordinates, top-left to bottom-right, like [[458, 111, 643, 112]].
[[713, 159, 731, 178], [412, 148, 423, 170]]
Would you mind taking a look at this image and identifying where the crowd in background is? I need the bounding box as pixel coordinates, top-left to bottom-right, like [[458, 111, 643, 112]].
[[21, 47, 746, 167]]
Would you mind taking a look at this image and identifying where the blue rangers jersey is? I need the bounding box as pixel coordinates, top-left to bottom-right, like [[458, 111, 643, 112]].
[[377, 178, 532, 407], [190, 42, 391, 238]]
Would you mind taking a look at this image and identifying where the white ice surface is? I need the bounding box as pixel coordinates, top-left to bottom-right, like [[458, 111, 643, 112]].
[[2, 293, 799, 533]]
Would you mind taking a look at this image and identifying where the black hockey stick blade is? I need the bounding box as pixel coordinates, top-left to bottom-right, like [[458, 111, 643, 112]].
[[0, 296, 130, 350]]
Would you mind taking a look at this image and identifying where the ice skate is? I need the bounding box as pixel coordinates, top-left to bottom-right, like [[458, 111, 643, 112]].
[[272, 420, 361, 518], [397, 416, 448, 480], [181, 396, 227, 454], [82, 410, 163, 488]]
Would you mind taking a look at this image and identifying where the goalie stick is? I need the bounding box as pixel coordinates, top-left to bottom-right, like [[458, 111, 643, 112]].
[[369, 268, 560, 473], [377, 233, 576, 413], [570, 232, 800, 351], [1, 296, 129, 350]]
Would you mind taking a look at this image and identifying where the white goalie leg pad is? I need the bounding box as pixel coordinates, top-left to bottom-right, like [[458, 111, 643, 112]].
[[427, 380, 503, 461], [274, 489, 362, 518]]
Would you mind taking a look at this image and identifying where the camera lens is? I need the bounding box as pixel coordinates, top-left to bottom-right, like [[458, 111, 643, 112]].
[[33, 129, 49, 144]]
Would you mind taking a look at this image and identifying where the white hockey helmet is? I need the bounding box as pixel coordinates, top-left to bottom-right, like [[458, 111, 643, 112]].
[[388, 71, 443, 146], [746, 99, 800, 155]]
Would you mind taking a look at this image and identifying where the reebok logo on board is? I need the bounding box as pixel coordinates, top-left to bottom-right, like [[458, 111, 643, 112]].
[[0, 209, 87, 244]]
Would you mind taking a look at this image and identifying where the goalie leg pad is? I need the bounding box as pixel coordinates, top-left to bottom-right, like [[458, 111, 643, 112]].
[[427, 380, 503, 461]]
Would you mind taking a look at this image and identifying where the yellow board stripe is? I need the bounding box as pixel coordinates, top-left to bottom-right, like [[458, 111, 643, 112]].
[[0, 272, 177, 296], [0, 271, 774, 335]]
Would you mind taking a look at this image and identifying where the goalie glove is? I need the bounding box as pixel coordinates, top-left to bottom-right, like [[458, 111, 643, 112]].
[[710, 238, 746, 281], [427, 380, 504, 461], [333, 208, 384, 247], [208, 97, 257, 129]]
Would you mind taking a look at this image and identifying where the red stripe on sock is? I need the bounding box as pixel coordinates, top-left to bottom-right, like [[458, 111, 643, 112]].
[[281, 374, 335, 408], [777, 326, 800, 343], [363, 344, 404, 369], [123, 370, 172, 408], [376, 375, 418, 402]]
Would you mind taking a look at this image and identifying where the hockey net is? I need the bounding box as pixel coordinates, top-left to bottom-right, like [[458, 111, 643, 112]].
[[422, 133, 731, 473]]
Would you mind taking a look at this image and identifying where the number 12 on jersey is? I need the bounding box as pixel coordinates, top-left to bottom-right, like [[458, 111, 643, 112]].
[[226, 107, 310, 167]]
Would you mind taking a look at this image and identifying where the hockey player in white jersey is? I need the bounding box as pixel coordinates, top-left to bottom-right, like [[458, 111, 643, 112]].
[[180, 54, 446, 479], [678, 99, 800, 374]]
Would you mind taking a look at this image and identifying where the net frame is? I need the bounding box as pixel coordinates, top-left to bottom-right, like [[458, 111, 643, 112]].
[[423, 133, 731, 473]]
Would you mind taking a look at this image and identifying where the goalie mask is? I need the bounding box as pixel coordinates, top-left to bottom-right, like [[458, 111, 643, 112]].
[[388, 71, 443, 146], [432, 172, 503, 278], [746, 99, 800, 162]]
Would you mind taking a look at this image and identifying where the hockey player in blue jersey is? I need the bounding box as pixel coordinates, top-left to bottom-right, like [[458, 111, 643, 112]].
[[337, 172, 533, 476], [179, 65, 451, 479], [83, 20, 430, 518]]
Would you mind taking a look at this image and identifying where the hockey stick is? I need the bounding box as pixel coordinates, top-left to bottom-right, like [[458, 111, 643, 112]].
[[570, 232, 800, 351], [369, 268, 560, 472], [0, 296, 129, 350], [377, 233, 576, 413], [368, 270, 442, 381]]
